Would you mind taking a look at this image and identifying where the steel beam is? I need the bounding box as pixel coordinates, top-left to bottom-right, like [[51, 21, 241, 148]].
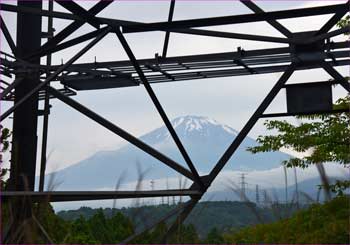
[[240, 0, 292, 38], [34, 28, 111, 58], [0, 78, 23, 100], [321, 61, 350, 92], [51, 46, 291, 70], [162, 0, 175, 58], [260, 108, 349, 118], [162, 197, 200, 243], [316, 1, 349, 36], [9, 0, 42, 193], [175, 28, 292, 44], [0, 3, 84, 21], [55, 0, 103, 28], [307, 26, 350, 44], [7, 3, 42, 242], [0, 26, 111, 122], [0, 16, 17, 55], [28, 0, 112, 59], [136, 60, 350, 85], [47, 86, 195, 181], [48, 41, 348, 72], [28, 17, 292, 59], [1, 3, 346, 38], [1, 1, 349, 242], [115, 28, 205, 189], [207, 63, 296, 183], [1, 189, 201, 202], [39, 0, 54, 192], [122, 3, 346, 33]]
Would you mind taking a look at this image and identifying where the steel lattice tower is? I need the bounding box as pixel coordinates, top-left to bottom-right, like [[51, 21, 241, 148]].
[[0, 0, 349, 242]]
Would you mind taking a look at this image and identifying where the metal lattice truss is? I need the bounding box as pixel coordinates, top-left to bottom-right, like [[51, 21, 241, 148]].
[[0, 0, 349, 242]]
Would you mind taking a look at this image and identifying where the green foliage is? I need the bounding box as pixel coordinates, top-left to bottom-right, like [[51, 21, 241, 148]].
[[57, 201, 281, 237], [248, 96, 350, 195], [168, 223, 200, 244], [0, 125, 11, 190], [64, 209, 134, 243], [1, 126, 11, 153], [148, 222, 168, 243], [337, 14, 350, 35], [1, 202, 134, 244], [248, 97, 350, 168], [33, 203, 70, 243], [328, 180, 350, 196], [0, 167, 8, 190], [1, 187, 345, 244], [66, 215, 97, 243], [205, 227, 225, 244], [224, 196, 350, 244]]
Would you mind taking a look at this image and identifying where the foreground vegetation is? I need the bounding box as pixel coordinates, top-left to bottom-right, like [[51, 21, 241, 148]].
[[2, 196, 349, 243], [57, 201, 283, 237], [223, 196, 350, 244]]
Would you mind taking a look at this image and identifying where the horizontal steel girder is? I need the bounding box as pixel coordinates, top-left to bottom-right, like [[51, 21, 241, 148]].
[[1, 189, 202, 202], [1, 3, 345, 31]]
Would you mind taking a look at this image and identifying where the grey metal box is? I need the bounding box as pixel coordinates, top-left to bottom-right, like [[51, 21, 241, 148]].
[[286, 82, 332, 114]]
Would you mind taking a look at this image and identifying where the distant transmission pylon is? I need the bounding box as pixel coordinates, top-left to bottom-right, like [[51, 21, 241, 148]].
[[294, 167, 299, 209], [255, 184, 260, 205], [166, 177, 170, 205], [239, 173, 248, 201], [150, 180, 155, 205], [283, 165, 288, 204], [263, 189, 268, 206]]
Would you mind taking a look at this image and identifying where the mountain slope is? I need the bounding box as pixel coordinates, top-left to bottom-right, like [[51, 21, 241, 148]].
[[44, 115, 291, 190]]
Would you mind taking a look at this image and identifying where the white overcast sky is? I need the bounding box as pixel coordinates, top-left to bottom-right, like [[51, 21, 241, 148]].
[[0, 0, 348, 174]]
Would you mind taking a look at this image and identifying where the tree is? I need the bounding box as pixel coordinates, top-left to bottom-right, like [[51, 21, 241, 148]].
[[109, 211, 134, 242], [205, 227, 225, 244], [224, 196, 350, 244], [166, 223, 200, 244], [181, 224, 200, 244], [337, 14, 350, 35], [66, 216, 98, 244], [247, 96, 350, 195], [248, 16, 350, 196], [0, 125, 11, 190]]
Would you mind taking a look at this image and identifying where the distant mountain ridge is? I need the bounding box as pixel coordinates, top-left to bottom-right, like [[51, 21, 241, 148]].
[[43, 115, 291, 190]]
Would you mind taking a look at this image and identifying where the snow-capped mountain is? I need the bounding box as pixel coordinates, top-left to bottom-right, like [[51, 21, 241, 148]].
[[43, 115, 291, 191], [142, 115, 239, 144]]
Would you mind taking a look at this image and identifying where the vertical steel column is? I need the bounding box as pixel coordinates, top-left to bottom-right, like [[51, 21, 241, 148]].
[[5, 1, 43, 242], [162, 0, 175, 58], [39, 0, 53, 192], [9, 0, 42, 192]]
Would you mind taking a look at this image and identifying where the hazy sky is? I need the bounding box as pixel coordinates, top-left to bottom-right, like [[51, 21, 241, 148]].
[[0, 0, 348, 174]]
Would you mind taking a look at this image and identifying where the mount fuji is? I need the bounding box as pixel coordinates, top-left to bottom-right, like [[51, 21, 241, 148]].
[[45, 115, 291, 190]]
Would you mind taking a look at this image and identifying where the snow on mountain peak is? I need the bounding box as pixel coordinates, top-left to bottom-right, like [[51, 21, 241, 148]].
[[144, 115, 239, 143], [171, 115, 238, 136]]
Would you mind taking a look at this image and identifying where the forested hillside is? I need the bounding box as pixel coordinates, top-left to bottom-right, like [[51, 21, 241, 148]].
[[223, 196, 350, 244], [57, 201, 298, 237], [2, 197, 347, 243]]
